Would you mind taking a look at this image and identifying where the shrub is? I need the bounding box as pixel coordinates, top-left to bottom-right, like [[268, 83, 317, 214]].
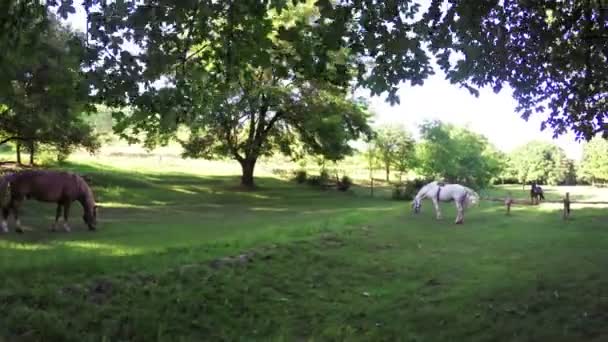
[[337, 175, 352, 191], [391, 179, 426, 201], [319, 170, 330, 184], [294, 170, 307, 184], [306, 170, 331, 188], [307, 175, 322, 186]]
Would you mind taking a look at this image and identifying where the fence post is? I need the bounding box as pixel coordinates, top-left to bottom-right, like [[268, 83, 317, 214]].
[[505, 195, 513, 215], [563, 192, 570, 220], [370, 178, 374, 197]]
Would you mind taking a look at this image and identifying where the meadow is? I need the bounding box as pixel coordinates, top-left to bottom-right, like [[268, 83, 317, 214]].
[[1, 147, 608, 341]]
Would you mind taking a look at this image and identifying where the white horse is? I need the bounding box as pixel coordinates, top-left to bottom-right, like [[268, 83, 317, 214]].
[[412, 181, 480, 224]]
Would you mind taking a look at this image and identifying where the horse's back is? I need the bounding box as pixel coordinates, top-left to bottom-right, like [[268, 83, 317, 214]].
[[10, 170, 80, 202]]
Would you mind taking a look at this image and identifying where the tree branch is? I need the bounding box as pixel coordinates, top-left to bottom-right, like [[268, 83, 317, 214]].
[[0, 136, 33, 146], [179, 4, 200, 77]]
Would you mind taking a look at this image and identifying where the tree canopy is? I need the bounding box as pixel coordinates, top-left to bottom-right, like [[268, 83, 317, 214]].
[[85, 0, 374, 187], [506, 141, 569, 185], [415, 120, 503, 188], [579, 137, 608, 183], [422, 0, 608, 141], [73, 0, 606, 142], [5, 0, 605, 172], [0, 12, 99, 164], [372, 124, 416, 182]]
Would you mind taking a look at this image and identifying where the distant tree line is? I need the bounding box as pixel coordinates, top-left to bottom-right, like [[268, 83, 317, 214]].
[[365, 120, 608, 190]]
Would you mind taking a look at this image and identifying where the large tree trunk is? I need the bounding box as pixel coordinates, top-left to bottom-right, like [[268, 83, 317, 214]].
[[385, 163, 390, 182], [239, 158, 257, 188], [16, 142, 21, 164], [29, 141, 35, 165]]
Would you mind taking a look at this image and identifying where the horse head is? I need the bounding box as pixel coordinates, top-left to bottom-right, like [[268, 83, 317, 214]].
[[412, 198, 422, 213], [78, 175, 98, 230], [83, 204, 98, 230]]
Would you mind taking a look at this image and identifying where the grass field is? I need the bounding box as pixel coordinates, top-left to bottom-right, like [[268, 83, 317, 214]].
[[1, 151, 608, 341]]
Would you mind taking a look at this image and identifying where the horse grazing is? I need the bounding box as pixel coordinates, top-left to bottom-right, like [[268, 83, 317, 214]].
[[412, 181, 480, 224], [530, 183, 545, 205], [0, 170, 98, 233]]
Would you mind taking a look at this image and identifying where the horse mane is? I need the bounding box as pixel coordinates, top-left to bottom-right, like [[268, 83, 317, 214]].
[[75, 174, 96, 210], [461, 185, 480, 206]]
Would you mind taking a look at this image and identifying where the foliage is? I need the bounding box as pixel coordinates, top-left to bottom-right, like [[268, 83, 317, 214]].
[[373, 124, 416, 182], [306, 169, 331, 188], [391, 178, 431, 201], [422, 0, 608, 140], [85, 0, 373, 187], [0, 14, 99, 163], [7, 1, 607, 144], [579, 137, 608, 183], [507, 141, 570, 185], [363, 140, 380, 180], [336, 175, 352, 192], [415, 120, 503, 188], [294, 170, 308, 184]]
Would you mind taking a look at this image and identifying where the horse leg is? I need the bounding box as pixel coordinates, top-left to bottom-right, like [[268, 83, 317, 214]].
[[455, 199, 464, 224], [62, 202, 71, 232], [1, 206, 9, 233], [51, 203, 62, 232], [432, 198, 442, 220]]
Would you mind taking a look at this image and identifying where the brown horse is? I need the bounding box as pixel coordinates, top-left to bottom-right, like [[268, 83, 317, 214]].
[[0, 170, 98, 233]]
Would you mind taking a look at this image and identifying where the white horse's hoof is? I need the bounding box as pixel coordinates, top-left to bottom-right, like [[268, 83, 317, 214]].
[[63, 224, 71, 233]]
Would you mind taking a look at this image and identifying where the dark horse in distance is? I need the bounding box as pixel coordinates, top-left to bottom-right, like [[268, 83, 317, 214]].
[[530, 182, 545, 205], [0, 170, 98, 233]]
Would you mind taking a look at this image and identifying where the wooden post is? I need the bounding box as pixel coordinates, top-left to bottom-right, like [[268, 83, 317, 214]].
[[370, 178, 374, 197], [505, 195, 513, 215], [563, 192, 570, 220]]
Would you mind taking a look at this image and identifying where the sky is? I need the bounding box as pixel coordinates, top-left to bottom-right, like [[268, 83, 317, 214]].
[[63, 3, 584, 161]]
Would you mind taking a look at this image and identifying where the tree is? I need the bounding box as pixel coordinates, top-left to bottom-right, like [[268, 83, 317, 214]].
[[88, 1, 372, 187], [422, 0, 608, 141], [0, 14, 99, 164], [393, 132, 417, 183], [579, 137, 608, 183], [6, 1, 607, 144], [416, 120, 503, 188], [373, 124, 415, 182], [507, 141, 569, 185]]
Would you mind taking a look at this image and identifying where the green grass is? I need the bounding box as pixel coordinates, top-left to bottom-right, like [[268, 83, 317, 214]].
[[1, 155, 608, 341]]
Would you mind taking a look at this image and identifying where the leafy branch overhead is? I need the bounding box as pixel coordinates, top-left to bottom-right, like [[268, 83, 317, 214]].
[[25, 0, 607, 142]]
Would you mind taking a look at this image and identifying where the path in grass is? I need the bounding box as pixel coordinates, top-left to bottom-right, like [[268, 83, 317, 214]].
[[1, 160, 608, 341]]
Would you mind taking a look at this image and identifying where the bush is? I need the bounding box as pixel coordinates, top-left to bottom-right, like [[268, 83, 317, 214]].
[[307, 175, 322, 186], [337, 175, 352, 191], [319, 170, 330, 184], [306, 170, 330, 188], [272, 168, 291, 179], [294, 170, 307, 184], [391, 179, 427, 201]]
